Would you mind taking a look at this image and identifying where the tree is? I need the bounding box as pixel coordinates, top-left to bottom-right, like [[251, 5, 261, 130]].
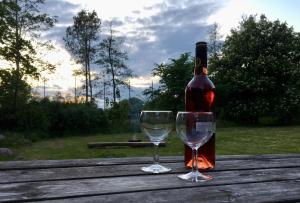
[[0, 1, 11, 43], [0, 0, 56, 111], [92, 71, 112, 109], [0, 69, 30, 108], [72, 69, 82, 103], [208, 22, 222, 58], [209, 15, 300, 124], [64, 9, 101, 103], [143, 53, 194, 112], [0, 69, 31, 128], [96, 21, 132, 104]]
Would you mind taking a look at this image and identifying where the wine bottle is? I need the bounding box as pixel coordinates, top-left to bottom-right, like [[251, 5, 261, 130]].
[[184, 41, 215, 169]]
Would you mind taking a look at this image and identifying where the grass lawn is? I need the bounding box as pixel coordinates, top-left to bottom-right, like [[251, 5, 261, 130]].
[[1, 126, 300, 161]]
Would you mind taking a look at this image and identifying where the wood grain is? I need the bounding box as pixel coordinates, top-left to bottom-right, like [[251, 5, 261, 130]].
[[87, 142, 166, 148], [40, 180, 300, 203], [0, 154, 299, 202], [0, 157, 299, 184], [0, 154, 299, 170], [0, 167, 299, 202]]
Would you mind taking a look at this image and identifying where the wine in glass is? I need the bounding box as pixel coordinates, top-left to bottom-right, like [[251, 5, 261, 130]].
[[176, 111, 215, 182], [140, 111, 173, 173]]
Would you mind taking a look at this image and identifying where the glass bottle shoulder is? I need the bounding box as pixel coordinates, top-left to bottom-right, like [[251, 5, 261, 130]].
[[186, 75, 215, 90]]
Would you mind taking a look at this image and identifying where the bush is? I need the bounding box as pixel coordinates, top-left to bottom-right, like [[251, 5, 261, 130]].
[[258, 116, 279, 126], [0, 99, 109, 137], [106, 100, 131, 133], [43, 100, 109, 135], [16, 101, 50, 132], [209, 15, 300, 124]]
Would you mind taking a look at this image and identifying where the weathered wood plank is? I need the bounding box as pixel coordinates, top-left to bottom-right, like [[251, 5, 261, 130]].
[[87, 142, 166, 148], [0, 167, 299, 202], [0, 154, 299, 170], [0, 157, 178, 170], [0, 157, 300, 184], [39, 179, 300, 203]]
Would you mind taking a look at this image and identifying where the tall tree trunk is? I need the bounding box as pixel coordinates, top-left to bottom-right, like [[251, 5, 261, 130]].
[[88, 58, 92, 102], [74, 74, 77, 103], [112, 68, 116, 103], [13, 0, 20, 112], [103, 80, 106, 109], [84, 38, 89, 103], [107, 31, 116, 104], [87, 40, 93, 102], [85, 62, 88, 103], [108, 47, 116, 103], [128, 80, 131, 100], [13, 54, 20, 112]]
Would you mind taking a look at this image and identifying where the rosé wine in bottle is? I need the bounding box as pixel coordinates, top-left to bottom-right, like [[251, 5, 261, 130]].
[[184, 41, 215, 169]]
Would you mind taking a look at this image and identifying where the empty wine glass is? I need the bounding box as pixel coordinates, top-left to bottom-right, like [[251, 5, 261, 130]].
[[140, 111, 173, 173], [176, 112, 215, 182]]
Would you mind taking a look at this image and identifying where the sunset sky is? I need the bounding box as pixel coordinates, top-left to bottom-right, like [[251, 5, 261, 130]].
[[5, 0, 300, 104]]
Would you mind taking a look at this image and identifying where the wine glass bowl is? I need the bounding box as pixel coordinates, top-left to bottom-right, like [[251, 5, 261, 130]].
[[140, 111, 173, 173], [176, 111, 215, 182]]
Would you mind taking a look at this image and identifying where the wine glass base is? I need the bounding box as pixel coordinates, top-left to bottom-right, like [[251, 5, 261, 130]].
[[141, 164, 171, 174], [178, 171, 213, 182]]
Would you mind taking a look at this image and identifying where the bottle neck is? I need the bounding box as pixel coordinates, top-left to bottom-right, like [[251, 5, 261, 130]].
[[194, 58, 208, 76], [195, 42, 207, 76]]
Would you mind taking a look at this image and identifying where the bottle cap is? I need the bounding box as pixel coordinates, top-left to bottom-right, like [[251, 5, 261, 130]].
[[196, 41, 207, 46]]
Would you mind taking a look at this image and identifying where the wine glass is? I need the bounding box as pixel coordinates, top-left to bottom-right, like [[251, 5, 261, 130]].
[[176, 112, 215, 182], [140, 111, 173, 173]]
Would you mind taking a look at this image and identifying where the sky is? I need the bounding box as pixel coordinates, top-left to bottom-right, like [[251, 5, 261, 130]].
[[5, 0, 300, 104]]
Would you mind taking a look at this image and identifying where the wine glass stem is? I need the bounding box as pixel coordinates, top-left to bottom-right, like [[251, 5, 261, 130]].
[[192, 148, 196, 174], [153, 143, 159, 165], [195, 148, 199, 172]]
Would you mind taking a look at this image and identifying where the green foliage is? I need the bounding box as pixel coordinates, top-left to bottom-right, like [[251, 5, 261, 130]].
[[209, 15, 300, 124], [45, 101, 108, 135], [0, 69, 30, 107], [0, 99, 109, 137], [0, 96, 141, 139], [128, 97, 144, 133], [0, 0, 13, 44], [144, 53, 194, 112], [257, 116, 279, 126], [0, 69, 31, 128], [107, 100, 131, 133], [128, 97, 144, 115], [0, 0, 56, 112], [16, 101, 50, 132], [0, 0, 56, 77], [104, 97, 144, 133]]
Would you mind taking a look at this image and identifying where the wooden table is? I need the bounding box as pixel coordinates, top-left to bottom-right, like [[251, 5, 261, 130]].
[[0, 154, 300, 202]]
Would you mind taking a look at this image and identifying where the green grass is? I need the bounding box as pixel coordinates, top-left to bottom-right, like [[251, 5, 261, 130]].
[[1, 126, 300, 161]]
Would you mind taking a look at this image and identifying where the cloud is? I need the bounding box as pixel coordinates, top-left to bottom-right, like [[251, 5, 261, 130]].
[[40, 0, 81, 43], [41, 0, 80, 24], [102, 19, 124, 27], [124, 0, 222, 76], [132, 10, 141, 15], [36, 0, 223, 101], [40, 0, 221, 76]]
